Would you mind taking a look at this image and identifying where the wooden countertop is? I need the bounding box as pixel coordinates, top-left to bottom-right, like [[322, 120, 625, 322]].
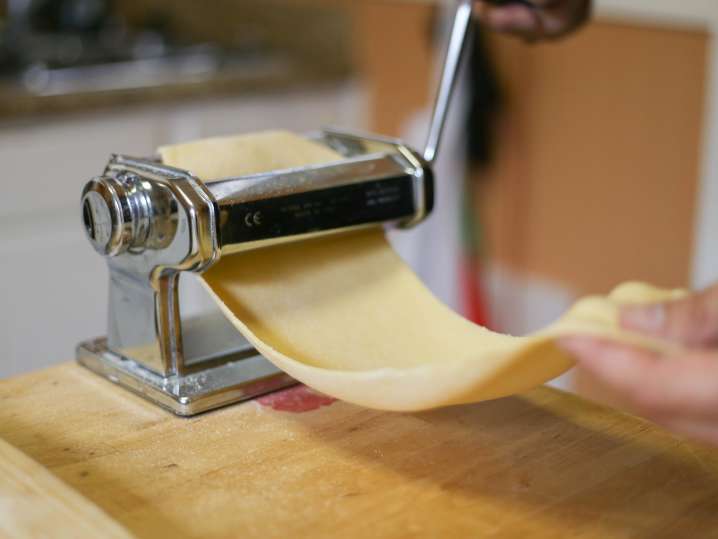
[[1, 363, 718, 538]]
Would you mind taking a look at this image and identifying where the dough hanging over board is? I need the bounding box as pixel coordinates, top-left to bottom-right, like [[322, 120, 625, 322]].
[[159, 131, 684, 412]]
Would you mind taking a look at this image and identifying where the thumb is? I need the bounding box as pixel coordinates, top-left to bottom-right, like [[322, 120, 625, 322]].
[[620, 284, 718, 347]]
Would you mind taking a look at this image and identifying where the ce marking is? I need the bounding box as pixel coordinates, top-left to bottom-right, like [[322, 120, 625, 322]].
[[244, 211, 263, 228]]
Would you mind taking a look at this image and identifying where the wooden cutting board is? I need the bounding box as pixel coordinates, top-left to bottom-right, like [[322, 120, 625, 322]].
[[0, 435, 133, 539], [1, 363, 718, 538]]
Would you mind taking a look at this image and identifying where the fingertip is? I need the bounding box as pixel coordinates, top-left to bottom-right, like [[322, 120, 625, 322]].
[[620, 303, 666, 334], [557, 336, 614, 360], [622, 291, 718, 346], [557, 337, 623, 376], [559, 337, 657, 380], [556, 336, 596, 356]]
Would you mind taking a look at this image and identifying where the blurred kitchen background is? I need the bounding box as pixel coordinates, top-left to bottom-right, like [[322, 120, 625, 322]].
[[1, 0, 717, 400]]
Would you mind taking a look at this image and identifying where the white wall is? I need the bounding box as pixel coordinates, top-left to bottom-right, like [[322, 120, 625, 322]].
[[597, 0, 718, 25], [0, 83, 368, 378]]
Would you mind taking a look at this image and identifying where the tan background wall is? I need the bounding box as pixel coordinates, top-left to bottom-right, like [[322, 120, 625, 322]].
[[351, 4, 709, 296], [480, 22, 707, 294], [351, 3, 435, 137]]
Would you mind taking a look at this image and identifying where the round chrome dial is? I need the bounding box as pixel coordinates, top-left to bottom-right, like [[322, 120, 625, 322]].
[[81, 174, 150, 256]]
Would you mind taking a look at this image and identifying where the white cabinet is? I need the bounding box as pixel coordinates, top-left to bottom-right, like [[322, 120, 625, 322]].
[[0, 82, 367, 377]]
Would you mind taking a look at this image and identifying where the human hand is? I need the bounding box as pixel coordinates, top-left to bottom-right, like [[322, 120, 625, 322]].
[[559, 284, 718, 446], [474, 0, 592, 41]]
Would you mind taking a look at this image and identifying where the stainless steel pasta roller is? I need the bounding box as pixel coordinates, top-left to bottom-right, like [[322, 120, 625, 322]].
[[76, 0, 476, 415]]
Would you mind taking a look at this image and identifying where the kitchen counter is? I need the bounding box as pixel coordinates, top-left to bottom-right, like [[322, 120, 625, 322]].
[[0, 59, 351, 122], [0, 0, 354, 122], [1, 363, 717, 538]]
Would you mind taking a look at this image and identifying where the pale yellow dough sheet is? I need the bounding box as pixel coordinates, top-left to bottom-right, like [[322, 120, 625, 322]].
[[159, 130, 342, 179], [160, 131, 685, 412]]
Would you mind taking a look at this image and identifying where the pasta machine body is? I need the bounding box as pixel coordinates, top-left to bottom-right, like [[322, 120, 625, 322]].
[[77, 0, 475, 415], [77, 130, 433, 415]]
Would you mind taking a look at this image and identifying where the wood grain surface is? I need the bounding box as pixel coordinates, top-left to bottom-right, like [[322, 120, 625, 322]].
[[0, 434, 134, 539], [1, 363, 718, 538]]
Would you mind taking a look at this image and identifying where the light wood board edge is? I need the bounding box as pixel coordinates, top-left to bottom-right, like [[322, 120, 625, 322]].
[[0, 435, 135, 539]]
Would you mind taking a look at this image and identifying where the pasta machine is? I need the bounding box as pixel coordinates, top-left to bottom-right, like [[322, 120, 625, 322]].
[[77, 0, 475, 415]]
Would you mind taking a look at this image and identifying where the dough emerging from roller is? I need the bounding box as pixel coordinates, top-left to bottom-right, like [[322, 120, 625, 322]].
[[160, 131, 685, 411]]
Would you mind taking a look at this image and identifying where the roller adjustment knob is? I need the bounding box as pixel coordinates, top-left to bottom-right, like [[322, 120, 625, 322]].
[[81, 174, 150, 257]]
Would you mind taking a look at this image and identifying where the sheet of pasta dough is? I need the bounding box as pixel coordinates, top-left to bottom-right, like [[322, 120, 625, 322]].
[[159, 131, 685, 412]]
